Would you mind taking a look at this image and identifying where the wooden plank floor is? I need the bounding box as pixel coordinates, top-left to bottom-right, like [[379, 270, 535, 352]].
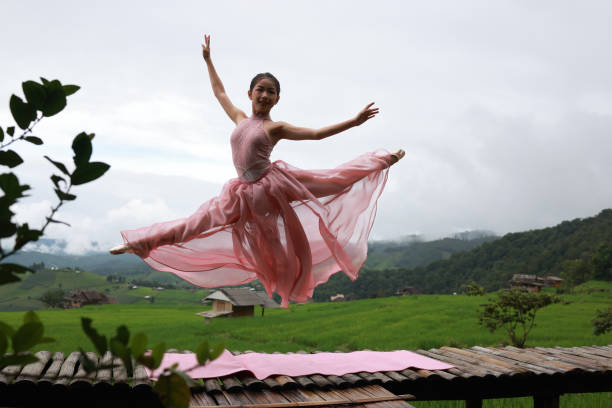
[[1, 345, 610, 407]]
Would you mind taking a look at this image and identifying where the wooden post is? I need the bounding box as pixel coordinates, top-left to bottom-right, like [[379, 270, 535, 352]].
[[465, 399, 482, 408], [533, 394, 560, 408]]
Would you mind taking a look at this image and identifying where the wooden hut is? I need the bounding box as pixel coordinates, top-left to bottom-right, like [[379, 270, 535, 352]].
[[509, 274, 563, 292], [198, 288, 279, 321], [64, 289, 116, 308]]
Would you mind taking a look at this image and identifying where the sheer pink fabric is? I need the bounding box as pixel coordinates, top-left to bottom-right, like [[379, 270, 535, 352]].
[[121, 115, 393, 307]]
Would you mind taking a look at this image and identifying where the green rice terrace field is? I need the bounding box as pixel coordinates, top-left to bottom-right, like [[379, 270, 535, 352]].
[[0, 282, 610, 407]]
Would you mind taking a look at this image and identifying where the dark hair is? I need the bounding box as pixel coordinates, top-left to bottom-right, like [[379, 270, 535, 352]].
[[250, 72, 280, 94]]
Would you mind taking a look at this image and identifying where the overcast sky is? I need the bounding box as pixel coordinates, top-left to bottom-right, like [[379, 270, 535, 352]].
[[2, 1, 611, 254]]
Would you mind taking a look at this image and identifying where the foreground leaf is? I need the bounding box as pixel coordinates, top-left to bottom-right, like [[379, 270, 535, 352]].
[[41, 80, 67, 117], [209, 343, 225, 361], [130, 332, 147, 358], [54, 188, 76, 201], [79, 348, 97, 373], [152, 342, 167, 369], [0, 173, 30, 200], [0, 150, 24, 168], [0, 331, 7, 356], [154, 372, 190, 408], [195, 341, 210, 365], [44, 156, 70, 175], [0, 354, 39, 368], [71, 161, 110, 185], [0, 322, 16, 337], [24, 136, 43, 145], [81, 318, 108, 355], [63, 84, 80, 96], [0, 264, 31, 284], [23, 311, 40, 324], [9, 95, 36, 129], [12, 322, 43, 353], [72, 132, 92, 166], [22, 80, 47, 110]]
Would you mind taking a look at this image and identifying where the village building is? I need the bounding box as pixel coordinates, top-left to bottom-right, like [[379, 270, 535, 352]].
[[197, 287, 280, 322], [396, 286, 421, 296], [509, 274, 563, 292], [64, 289, 117, 308]]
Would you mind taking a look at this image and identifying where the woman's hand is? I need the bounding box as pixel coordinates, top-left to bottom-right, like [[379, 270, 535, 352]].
[[202, 34, 211, 61], [354, 102, 379, 126]]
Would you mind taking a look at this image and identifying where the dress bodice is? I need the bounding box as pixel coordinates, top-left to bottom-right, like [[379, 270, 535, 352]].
[[230, 115, 276, 182]]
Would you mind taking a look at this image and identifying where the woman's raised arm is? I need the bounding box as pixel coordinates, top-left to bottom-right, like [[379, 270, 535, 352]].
[[267, 103, 379, 142], [202, 35, 247, 124]]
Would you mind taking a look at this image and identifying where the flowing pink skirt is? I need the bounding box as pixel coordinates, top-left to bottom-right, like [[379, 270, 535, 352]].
[[121, 150, 393, 307]]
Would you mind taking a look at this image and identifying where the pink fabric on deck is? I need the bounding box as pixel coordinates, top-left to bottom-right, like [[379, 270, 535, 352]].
[[121, 114, 393, 307], [147, 350, 454, 380]]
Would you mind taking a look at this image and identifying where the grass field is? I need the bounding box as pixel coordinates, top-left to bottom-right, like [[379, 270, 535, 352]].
[[1, 287, 610, 353]]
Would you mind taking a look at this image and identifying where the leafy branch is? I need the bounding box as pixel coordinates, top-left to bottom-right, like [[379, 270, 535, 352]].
[[0, 78, 225, 408], [0, 78, 108, 284]]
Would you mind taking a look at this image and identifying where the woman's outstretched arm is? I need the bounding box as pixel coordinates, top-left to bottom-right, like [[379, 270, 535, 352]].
[[202, 35, 247, 124], [267, 102, 379, 142]]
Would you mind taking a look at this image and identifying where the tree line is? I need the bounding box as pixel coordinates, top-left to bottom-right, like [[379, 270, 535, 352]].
[[314, 209, 612, 300]]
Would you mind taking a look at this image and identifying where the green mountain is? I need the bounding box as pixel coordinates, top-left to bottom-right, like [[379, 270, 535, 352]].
[[314, 209, 612, 300], [365, 234, 497, 270]]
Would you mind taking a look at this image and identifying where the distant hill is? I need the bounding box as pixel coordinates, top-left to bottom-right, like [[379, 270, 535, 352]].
[[314, 209, 612, 300], [0, 266, 209, 312], [366, 233, 498, 270], [5, 252, 187, 286]]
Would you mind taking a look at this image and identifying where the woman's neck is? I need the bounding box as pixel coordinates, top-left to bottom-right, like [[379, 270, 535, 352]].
[[251, 111, 271, 120]]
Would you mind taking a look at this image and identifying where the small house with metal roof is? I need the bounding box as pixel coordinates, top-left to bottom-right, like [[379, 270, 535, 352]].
[[198, 287, 280, 321]]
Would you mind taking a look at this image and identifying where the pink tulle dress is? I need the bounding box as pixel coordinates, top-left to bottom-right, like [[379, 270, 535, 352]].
[[121, 114, 394, 307]]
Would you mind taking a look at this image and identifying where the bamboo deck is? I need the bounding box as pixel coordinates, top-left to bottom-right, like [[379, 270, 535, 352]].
[[1, 345, 611, 408]]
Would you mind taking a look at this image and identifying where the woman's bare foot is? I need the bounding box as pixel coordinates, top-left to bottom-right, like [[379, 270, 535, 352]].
[[109, 243, 131, 255], [390, 149, 405, 164]]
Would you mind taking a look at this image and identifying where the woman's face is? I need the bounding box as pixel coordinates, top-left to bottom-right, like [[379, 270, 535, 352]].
[[248, 78, 279, 114]]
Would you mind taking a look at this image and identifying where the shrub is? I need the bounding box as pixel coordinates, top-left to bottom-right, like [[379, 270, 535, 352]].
[[478, 290, 559, 348]]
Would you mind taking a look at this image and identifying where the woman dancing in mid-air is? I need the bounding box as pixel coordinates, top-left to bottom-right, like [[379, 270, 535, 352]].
[[110, 35, 404, 307]]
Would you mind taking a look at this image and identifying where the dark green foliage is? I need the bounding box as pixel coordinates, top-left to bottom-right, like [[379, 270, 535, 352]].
[[591, 243, 612, 281], [365, 235, 498, 270], [81, 318, 221, 408], [592, 306, 612, 336], [561, 259, 592, 289], [1, 78, 109, 278], [39, 288, 66, 308], [392, 210, 612, 296], [478, 290, 560, 347], [0, 311, 54, 368], [461, 281, 486, 296]]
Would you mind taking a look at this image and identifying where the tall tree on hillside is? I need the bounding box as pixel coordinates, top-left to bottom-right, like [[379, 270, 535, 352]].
[[591, 243, 612, 281], [561, 259, 592, 289]]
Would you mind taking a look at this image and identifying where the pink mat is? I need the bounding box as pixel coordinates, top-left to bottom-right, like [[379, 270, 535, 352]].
[[147, 350, 454, 380]]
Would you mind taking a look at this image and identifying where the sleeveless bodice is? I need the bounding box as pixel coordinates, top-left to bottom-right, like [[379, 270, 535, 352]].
[[230, 115, 275, 182]]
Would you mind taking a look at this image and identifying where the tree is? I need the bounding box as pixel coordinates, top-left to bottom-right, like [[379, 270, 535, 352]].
[[561, 259, 592, 290], [39, 288, 67, 308], [478, 290, 559, 348], [460, 281, 485, 296], [592, 306, 612, 336], [591, 243, 612, 281]]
